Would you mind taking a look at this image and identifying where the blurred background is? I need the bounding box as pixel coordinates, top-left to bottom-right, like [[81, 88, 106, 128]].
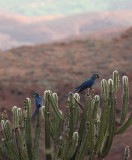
[[0, 0, 132, 159]]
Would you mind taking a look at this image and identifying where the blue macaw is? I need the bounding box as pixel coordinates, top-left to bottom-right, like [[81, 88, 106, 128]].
[[66, 73, 99, 96], [32, 91, 43, 118]]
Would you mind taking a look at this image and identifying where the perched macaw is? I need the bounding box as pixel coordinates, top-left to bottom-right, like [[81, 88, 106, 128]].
[[32, 91, 43, 118], [66, 73, 99, 96]]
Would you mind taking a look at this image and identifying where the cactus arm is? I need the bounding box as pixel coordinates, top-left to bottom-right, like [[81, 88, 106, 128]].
[[59, 134, 69, 160], [100, 126, 109, 154], [76, 95, 94, 160], [2, 120, 19, 160], [44, 91, 52, 160], [96, 79, 108, 154], [116, 113, 132, 134], [100, 79, 115, 156], [73, 93, 80, 128], [113, 70, 119, 93], [4, 120, 12, 141], [41, 106, 56, 148], [87, 96, 94, 159], [17, 108, 22, 123], [33, 110, 41, 160], [92, 95, 100, 120], [0, 145, 5, 157], [101, 97, 116, 158], [12, 106, 19, 129], [60, 141, 66, 160], [48, 91, 64, 121], [124, 146, 130, 160], [15, 129, 29, 160], [76, 130, 89, 160], [68, 94, 74, 143], [52, 93, 60, 142], [5, 141, 19, 160], [50, 121, 56, 141], [120, 76, 129, 125], [24, 98, 33, 160], [78, 96, 89, 144], [67, 132, 78, 159]]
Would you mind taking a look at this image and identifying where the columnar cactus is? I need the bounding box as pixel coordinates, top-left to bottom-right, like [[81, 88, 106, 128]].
[[0, 70, 132, 160], [124, 146, 130, 160]]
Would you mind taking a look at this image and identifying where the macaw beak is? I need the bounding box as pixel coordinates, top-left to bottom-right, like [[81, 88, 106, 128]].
[[96, 75, 99, 78], [32, 94, 35, 98]]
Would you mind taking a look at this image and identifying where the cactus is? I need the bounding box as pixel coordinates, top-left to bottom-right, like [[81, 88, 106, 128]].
[[124, 146, 130, 160], [24, 98, 33, 160], [44, 91, 52, 160], [32, 110, 41, 160], [0, 70, 132, 160]]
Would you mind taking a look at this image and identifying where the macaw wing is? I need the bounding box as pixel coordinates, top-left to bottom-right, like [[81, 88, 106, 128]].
[[78, 86, 88, 92], [77, 79, 94, 92], [76, 79, 90, 89], [35, 97, 43, 108]]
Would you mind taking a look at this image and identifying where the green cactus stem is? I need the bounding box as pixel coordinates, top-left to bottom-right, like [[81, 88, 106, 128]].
[[24, 98, 32, 160], [124, 146, 130, 160], [116, 113, 132, 134], [67, 132, 78, 159], [4, 120, 12, 141], [15, 128, 29, 160], [12, 106, 19, 129], [120, 76, 129, 125], [48, 90, 64, 121], [33, 110, 41, 160], [92, 95, 100, 120], [52, 93, 60, 141], [73, 93, 80, 128], [96, 79, 108, 154], [0, 70, 132, 160], [17, 108, 22, 122], [44, 91, 52, 160], [113, 70, 119, 93], [68, 94, 75, 143], [101, 97, 116, 158]]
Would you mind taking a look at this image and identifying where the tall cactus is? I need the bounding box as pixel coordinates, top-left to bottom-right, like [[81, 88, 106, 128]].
[[44, 91, 52, 160], [124, 146, 130, 160], [0, 70, 132, 160], [24, 98, 33, 160]]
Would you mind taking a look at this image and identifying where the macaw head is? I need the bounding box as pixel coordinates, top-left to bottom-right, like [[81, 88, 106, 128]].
[[32, 91, 39, 98], [91, 73, 99, 80]]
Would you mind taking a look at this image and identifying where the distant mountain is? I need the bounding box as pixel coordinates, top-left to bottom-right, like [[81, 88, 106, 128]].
[[0, 10, 132, 50], [0, 0, 132, 16]]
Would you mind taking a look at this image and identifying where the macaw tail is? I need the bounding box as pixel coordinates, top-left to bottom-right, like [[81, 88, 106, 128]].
[[66, 88, 79, 97], [31, 108, 39, 119]]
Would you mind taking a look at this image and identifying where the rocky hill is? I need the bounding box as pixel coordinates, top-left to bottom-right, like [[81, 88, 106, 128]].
[[0, 10, 132, 49]]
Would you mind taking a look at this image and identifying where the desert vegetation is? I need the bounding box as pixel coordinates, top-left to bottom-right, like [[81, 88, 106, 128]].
[[0, 70, 131, 160]]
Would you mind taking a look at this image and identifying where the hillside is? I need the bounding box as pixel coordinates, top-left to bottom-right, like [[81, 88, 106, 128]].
[[0, 10, 132, 49], [0, 27, 132, 159]]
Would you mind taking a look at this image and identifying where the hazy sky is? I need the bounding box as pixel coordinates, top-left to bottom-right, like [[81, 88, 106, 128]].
[[0, 0, 131, 17]]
